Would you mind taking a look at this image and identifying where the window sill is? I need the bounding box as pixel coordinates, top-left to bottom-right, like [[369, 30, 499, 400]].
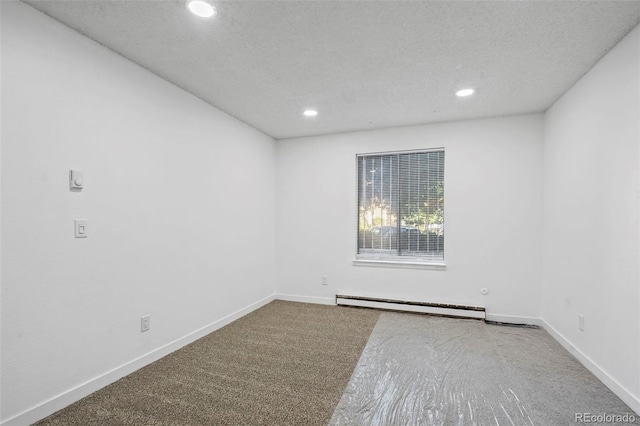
[[352, 258, 446, 270]]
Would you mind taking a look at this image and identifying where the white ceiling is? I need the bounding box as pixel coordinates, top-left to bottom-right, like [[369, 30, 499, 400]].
[[22, 0, 640, 139]]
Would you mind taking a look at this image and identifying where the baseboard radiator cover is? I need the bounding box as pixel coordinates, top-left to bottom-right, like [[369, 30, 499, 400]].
[[335, 294, 486, 320]]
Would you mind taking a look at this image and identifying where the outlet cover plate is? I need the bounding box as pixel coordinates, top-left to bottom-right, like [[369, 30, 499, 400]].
[[141, 315, 150, 333]]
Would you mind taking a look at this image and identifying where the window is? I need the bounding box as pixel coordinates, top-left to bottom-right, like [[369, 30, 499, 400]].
[[356, 149, 444, 264]]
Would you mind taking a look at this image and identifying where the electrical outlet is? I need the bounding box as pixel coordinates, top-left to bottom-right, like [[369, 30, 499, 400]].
[[141, 315, 150, 333], [578, 314, 584, 332], [320, 275, 328, 285]]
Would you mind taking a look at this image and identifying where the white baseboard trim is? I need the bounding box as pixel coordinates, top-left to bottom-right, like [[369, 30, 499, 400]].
[[540, 319, 640, 416], [485, 313, 542, 326], [274, 293, 336, 305], [1, 294, 276, 426]]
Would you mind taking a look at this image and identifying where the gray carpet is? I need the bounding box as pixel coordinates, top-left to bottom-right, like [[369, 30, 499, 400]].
[[34, 303, 639, 425], [331, 312, 640, 426], [36, 301, 380, 425]]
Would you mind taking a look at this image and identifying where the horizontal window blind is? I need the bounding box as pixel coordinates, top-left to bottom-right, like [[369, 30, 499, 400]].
[[357, 150, 444, 262]]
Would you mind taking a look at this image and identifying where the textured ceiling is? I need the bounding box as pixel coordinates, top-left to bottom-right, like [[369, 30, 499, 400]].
[[22, 0, 640, 139]]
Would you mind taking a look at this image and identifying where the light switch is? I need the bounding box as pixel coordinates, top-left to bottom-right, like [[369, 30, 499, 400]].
[[70, 170, 84, 190], [74, 219, 88, 238]]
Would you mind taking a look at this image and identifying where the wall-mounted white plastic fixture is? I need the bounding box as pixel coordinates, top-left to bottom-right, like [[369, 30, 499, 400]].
[[480, 288, 489, 295], [74, 219, 88, 238], [69, 170, 84, 190], [578, 314, 584, 331], [456, 88, 475, 97], [186, 0, 216, 18], [141, 315, 150, 333], [303, 109, 318, 117], [321, 275, 328, 285]]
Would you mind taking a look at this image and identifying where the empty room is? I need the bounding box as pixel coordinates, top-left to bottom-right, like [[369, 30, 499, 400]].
[[2, 0, 639, 425]]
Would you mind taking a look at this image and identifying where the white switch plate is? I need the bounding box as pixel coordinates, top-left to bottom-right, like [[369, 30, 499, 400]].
[[74, 219, 88, 238]]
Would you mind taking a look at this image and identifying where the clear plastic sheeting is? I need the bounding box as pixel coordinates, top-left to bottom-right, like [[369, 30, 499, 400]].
[[330, 312, 640, 426]]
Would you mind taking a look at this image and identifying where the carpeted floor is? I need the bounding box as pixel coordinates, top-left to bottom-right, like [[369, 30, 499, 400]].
[[36, 301, 380, 425], [33, 302, 640, 425]]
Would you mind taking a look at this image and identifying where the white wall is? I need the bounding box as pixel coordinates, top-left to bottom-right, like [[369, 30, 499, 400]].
[[542, 24, 640, 411], [276, 114, 544, 322], [0, 2, 276, 423]]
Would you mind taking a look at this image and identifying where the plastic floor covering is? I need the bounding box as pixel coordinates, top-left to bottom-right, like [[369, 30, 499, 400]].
[[330, 312, 639, 426]]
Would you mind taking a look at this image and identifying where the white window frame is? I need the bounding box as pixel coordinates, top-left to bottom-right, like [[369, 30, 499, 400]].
[[353, 148, 446, 270]]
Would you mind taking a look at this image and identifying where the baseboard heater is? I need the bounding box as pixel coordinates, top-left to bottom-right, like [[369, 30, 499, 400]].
[[336, 294, 486, 320]]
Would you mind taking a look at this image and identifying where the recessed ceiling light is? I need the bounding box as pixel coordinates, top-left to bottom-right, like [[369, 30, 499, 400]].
[[456, 88, 475, 97], [186, 0, 216, 18], [303, 109, 318, 117]]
